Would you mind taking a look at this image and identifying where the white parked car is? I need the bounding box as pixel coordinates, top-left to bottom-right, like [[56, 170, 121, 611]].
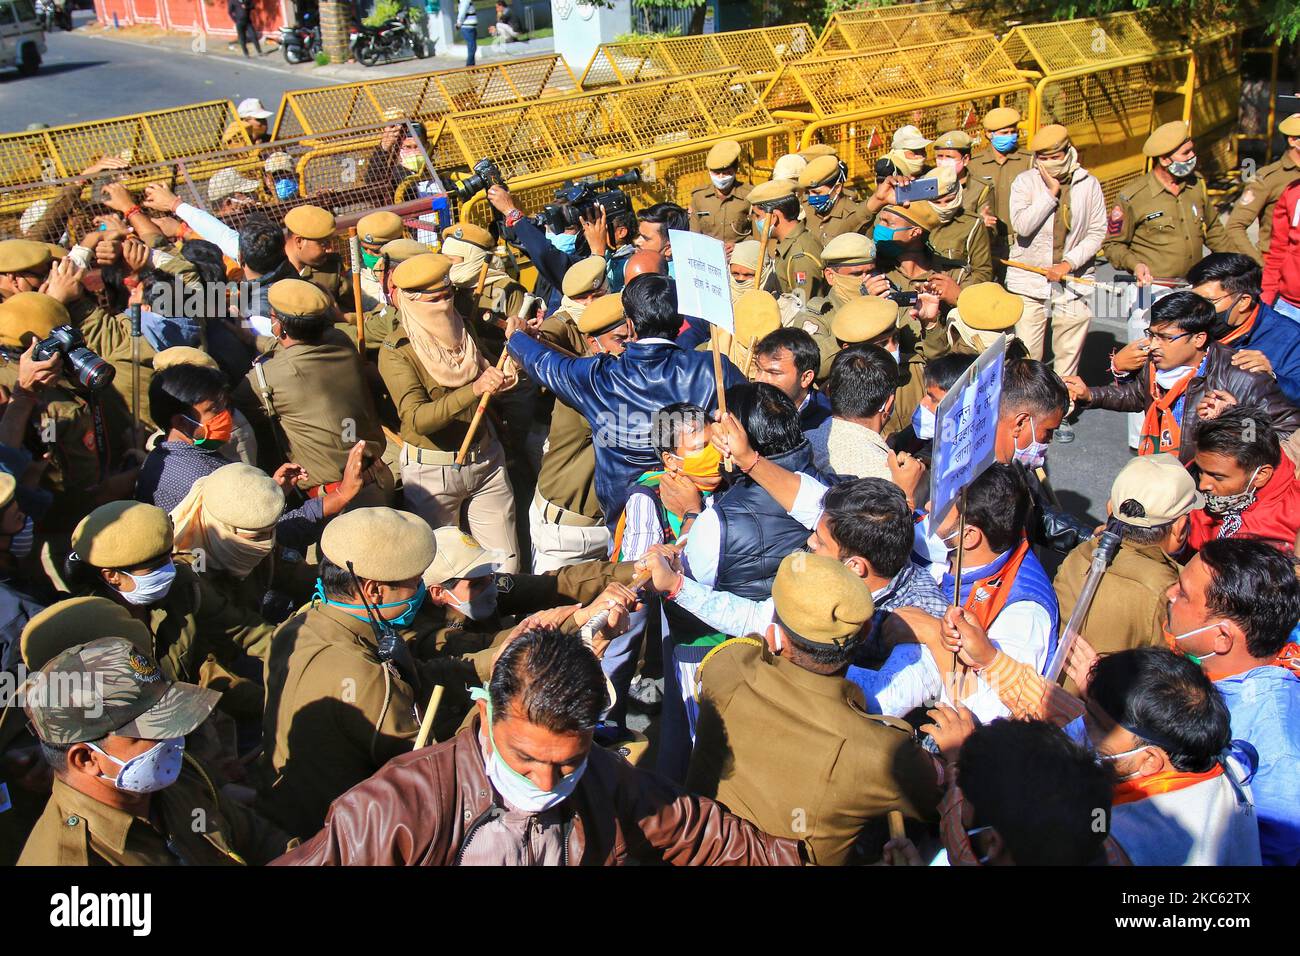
[[0, 0, 46, 76]]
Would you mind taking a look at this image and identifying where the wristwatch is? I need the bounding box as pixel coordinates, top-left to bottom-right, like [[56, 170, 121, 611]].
[[682, 511, 700, 523]]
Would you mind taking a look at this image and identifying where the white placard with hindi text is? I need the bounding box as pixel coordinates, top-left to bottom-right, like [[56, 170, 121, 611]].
[[667, 229, 734, 334]]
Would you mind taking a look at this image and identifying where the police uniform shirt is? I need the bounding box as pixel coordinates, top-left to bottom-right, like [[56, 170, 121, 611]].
[[773, 222, 827, 303], [1225, 152, 1300, 262], [1102, 171, 1232, 279], [689, 181, 754, 242]]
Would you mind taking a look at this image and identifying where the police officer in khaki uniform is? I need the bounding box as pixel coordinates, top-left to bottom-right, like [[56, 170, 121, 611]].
[[530, 294, 630, 572], [748, 179, 826, 305], [947, 281, 1025, 358], [831, 295, 927, 439], [968, 107, 1033, 275], [924, 165, 993, 286], [792, 232, 874, 380], [0, 239, 53, 302], [689, 139, 753, 243], [934, 129, 993, 220], [346, 237, 429, 352], [799, 154, 871, 245], [233, 279, 393, 506], [551, 254, 608, 327], [1102, 120, 1232, 285], [283, 205, 348, 305], [67, 502, 274, 716], [259, 507, 435, 839], [1224, 113, 1300, 263], [355, 210, 406, 313], [687, 553, 940, 866], [873, 200, 960, 360], [444, 221, 527, 362], [19, 635, 293, 866], [378, 254, 520, 571], [0, 293, 109, 531]]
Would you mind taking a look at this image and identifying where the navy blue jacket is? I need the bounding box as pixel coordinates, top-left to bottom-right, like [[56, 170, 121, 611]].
[[507, 332, 745, 524], [1230, 301, 1300, 406], [799, 388, 832, 432], [502, 216, 583, 315]]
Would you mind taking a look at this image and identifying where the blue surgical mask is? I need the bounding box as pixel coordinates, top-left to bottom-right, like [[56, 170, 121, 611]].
[[548, 232, 578, 254], [991, 133, 1018, 154], [807, 192, 834, 213], [274, 177, 299, 200], [873, 222, 903, 243], [912, 403, 936, 440], [117, 561, 177, 607], [315, 579, 428, 630]]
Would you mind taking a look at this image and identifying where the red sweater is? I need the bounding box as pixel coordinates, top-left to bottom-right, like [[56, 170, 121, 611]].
[[1189, 450, 1300, 552], [1263, 180, 1300, 306]]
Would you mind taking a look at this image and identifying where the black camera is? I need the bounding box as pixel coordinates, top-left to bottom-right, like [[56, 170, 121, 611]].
[[32, 325, 115, 391], [455, 158, 505, 202], [875, 156, 897, 181], [543, 169, 642, 232], [886, 290, 918, 308]]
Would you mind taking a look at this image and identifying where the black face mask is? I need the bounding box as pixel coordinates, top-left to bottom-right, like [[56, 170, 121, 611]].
[[1208, 295, 1247, 341]]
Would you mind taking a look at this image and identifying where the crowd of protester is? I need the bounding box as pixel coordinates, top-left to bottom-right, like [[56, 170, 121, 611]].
[[0, 101, 1299, 868]]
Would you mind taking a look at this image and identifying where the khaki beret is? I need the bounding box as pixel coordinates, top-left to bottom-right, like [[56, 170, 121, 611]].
[[71, 501, 173, 569], [267, 278, 331, 319], [380, 238, 429, 262], [577, 293, 626, 335], [1279, 113, 1300, 137], [1029, 124, 1070, 154], [706, 139, 742, 170], [934, 129, 973, 152], [955, 282, 1023, 331], [20, 596, 153, 671], [441, 222, 494, 251], [562, 256, 608, 298], [320, 506, 437, 583], [0, 470, 14, 510], [983, 106, 1021, 131], [0, 291, 68, 348], [203, 463, 286, 531], [152, 345, 219, 372], [1143, 120, 1192, 158], [748, 179, 798, 207], [771, 552, 873, 646], [883, 200, 941, 233], [734, 290, 781, 342], [729, 239, 761, 271], [0, 239, 52, 275], [831, 295, 898, 343], [391, 253, 452, 292], [798, 154, 844, 188], [357, 211, 404, 245], [821, 232, 875, 266], [283, 204, 336, 240], [797, 144, 838, 161]]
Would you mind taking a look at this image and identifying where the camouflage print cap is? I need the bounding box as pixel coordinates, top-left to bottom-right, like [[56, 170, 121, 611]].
[[26, 637, 219, 745]]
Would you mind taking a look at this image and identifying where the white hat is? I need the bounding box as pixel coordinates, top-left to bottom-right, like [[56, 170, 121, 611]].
[[207, 167, 261, 203], [237, 98, 274, 120], [422, 527, 506, 587], [771, 154, 808, 182], [892, 125, 932, 151]]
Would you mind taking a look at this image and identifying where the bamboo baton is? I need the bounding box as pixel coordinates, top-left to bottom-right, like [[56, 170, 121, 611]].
[[454, 293, 536, 467], [741, 334, 758, 380], [413, 685, 446, 750], [754, 229, 771, 290], [348, 227, 366, 360], [888, 810, 906, 842]]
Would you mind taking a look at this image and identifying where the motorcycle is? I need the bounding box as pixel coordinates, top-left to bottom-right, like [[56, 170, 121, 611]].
[[279, 11, 322, 64], [353, 9, 431, 67]]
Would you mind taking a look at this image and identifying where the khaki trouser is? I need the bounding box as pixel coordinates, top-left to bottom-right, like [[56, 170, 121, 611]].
[[400, 438, 519, 572], [527, 492, 610, 574], [1014, 293, 1092, 378]]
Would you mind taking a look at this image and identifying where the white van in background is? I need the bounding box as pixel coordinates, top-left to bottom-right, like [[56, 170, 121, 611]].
[[0, 0, 45, 76]]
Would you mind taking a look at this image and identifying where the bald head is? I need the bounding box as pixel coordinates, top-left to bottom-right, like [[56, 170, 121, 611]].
[[623, 250, 668, 284]]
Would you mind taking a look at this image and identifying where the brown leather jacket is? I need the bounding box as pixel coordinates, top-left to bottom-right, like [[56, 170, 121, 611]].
[[1086, 343, 1300, 464], [272, 718, 803, 866]]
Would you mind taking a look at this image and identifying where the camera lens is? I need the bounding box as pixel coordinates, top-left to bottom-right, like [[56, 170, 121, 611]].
[[66, 348, 115, 391]]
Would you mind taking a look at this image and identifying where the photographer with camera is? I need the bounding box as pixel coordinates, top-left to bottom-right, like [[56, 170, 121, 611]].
[[488, 181, 585, 314], [579, 203, 638, 294]]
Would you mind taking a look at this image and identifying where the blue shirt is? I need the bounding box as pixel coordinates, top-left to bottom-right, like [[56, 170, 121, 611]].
[[1231, 301, 1300, 406], [1216, 665, 1300, 865]]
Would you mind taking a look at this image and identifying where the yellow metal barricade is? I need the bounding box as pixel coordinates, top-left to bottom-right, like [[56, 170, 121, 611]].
[[272, 54, 579, 140], [0, 100, 248, 191], [812, 8, 979, 57], [578, 23, 816, 89]]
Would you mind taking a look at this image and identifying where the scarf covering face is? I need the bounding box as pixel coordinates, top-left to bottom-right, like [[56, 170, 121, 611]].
[[397, 287, 486, 388], [828, 270, 867, 306], [1036, 145, 1079, 184], [442, 234, 510, 289], [728, 240, 775, 303], [170, 476, 277, 578]]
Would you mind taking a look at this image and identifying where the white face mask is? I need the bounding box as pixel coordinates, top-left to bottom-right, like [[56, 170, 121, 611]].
[[1011, 416, 1050, 469], [447, 579, 498, 621], [1171, 620, 1225, 664], [87, 737, 185, 794], [472, 687, 588, 813], [912, 403, 936, 440], [710, 172, 736, 191], [1154, 364, 1195, 389], [887, 346, 900, 365], [117, 561, 177, 606]]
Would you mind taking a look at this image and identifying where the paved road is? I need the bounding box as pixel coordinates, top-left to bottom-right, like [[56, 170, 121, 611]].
[[0, 14, 336, 130]]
